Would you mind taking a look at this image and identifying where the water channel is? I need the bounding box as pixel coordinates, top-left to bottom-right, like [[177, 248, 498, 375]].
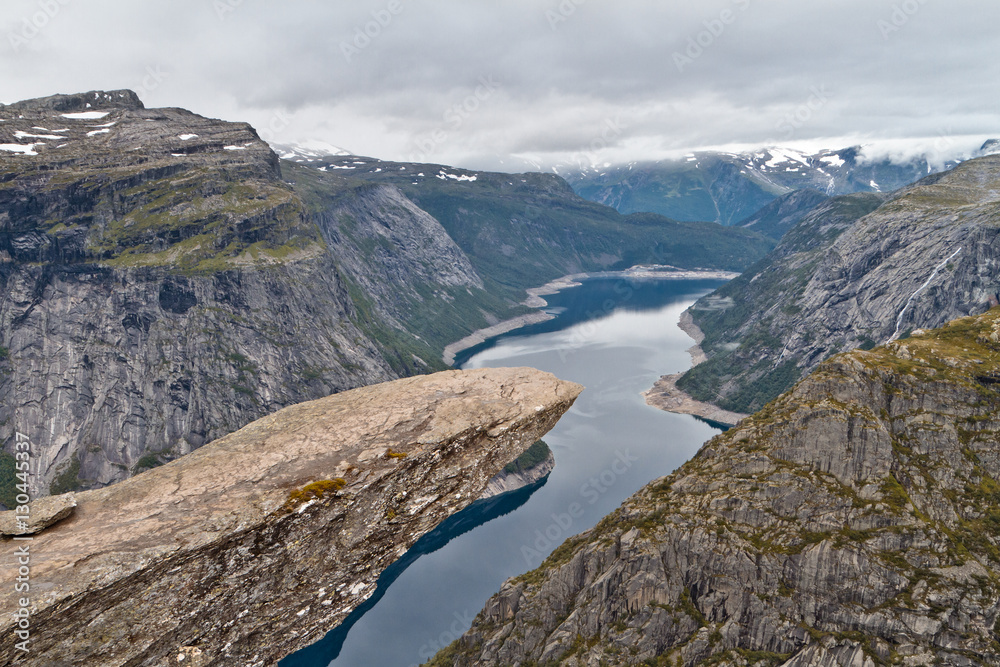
[[282, 276, 728, 667]]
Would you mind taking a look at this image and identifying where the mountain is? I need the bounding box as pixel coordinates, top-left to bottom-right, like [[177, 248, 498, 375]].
[[0, 367, 581, 666], [559, 146, 962, 226], [0, 90, 772, 497], [271, 139, 351, 162], [736, 188, 830, 240], [674, 153, 1000, 415], [280, 154, 775, 292], [0, 90, 503, 497], [432, 308, 1000, 666]]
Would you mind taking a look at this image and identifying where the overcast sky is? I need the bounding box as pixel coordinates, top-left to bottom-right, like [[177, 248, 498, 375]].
[[2, 0, 998, 170]]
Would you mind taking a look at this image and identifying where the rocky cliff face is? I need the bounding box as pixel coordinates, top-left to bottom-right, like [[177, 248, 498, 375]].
[[738, 188, 831, 240], [480, 440, 555, 499], [435, 309, 1000, 667], [1, 90, 772, 497], [0, 91, 494, 496], [0, 366, 582, 667], [283, 155, 776, 292], [677, 154, 1000, 414], [286, 164, 521, 350]]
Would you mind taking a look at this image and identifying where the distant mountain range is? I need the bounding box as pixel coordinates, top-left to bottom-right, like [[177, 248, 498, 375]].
[[556, 142, 999, 226]]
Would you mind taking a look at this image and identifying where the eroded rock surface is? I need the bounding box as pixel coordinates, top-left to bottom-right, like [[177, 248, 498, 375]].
[[0, 366, 582, 667], [0, 493, 76, 536], [0, 90, 495, 494], [678, 155, 1000, 414], [435, 310, 1000, 666]]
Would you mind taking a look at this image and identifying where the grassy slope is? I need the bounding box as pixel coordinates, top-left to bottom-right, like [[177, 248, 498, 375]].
[[287, 158, 776, 294]]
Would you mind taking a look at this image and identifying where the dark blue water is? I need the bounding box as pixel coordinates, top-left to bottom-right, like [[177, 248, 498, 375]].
[[282, 277, 726, 667]]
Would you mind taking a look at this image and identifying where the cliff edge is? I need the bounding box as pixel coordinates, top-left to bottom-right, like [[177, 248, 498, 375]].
[[0, 367, 582, 666], [435, 309, 1000, 666]]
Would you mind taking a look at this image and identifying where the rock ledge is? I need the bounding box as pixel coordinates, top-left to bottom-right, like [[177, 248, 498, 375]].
[[0, 367, 581, 667]]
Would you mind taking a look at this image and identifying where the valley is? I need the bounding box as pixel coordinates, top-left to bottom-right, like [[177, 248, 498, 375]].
[[2, 86, 999, 667], [435, 308, 1000, 666], [0, 91, 769, 498]]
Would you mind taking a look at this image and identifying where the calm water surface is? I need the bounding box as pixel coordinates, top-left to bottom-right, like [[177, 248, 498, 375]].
[[282, 277, 727, 667]]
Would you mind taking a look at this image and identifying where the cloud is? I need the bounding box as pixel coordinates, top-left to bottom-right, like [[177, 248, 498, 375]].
[[1, 0, 997, 169]]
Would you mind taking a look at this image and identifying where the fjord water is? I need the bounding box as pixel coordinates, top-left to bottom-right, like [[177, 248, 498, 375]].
[[282, 277, 727, 667]]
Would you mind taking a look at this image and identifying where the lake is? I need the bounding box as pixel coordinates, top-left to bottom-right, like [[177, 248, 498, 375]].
[[281, 276, 727, 667]]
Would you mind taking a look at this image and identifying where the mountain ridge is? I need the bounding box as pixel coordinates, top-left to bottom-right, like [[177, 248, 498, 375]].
[[433, 308, 1000, 666], [674, 153, 1000, 414], [556, 144, 992, 226]]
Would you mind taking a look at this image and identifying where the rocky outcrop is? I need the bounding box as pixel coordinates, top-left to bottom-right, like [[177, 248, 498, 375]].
[[435, 309, 1000, 666], [0, 493, 75, 536], [0, 91, 493, 495], [0, 366, 582, 667], [479, 451, 554, 499], [678, 155, 1000, 414]]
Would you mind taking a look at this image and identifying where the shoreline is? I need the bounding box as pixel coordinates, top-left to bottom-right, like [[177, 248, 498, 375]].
[[442, 311, 555, 365], [442, 265, 740, 366], [643, 309, 750, 426]]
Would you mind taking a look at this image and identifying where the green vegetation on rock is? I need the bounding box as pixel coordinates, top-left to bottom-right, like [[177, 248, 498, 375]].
[[0, 452, 18, 508], [284, 157, 776, 296], [436, 308, 1000, 665], [49, 454, 82, 495]]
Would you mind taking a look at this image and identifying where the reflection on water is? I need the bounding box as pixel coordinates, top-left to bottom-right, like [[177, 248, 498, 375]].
[[282, 277, 728, 667], [280, 480, 547, 666]]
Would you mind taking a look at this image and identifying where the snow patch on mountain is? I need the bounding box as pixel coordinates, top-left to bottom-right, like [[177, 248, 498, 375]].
[[271, 140, 352, 162]]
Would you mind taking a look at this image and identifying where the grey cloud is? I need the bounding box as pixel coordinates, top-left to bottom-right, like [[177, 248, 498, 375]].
[[0, 0, 997, 169]]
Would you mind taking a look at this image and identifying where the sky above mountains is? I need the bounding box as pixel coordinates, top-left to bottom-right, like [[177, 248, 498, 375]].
[[2, 0, 998, 170]]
